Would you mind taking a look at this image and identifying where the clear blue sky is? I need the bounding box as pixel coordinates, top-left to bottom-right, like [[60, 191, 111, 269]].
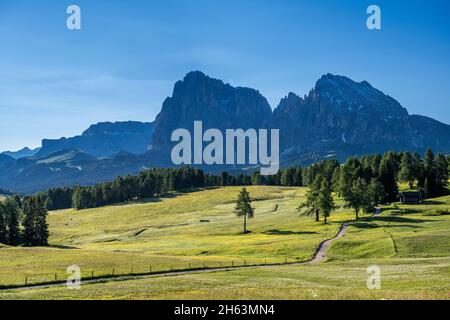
[[1, 0, 449, 151]]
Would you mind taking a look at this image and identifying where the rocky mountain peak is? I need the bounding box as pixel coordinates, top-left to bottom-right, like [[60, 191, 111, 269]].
[[312, 73, 409, 119], [151, 71, 273, 161]]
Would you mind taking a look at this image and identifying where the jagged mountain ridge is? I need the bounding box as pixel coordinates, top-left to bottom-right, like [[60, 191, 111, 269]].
[[1, 71, 449, 194], [269, 74, 450, 164], [1, 147, 40, 159], [36, 121, 155, 158], [150, 71, 272, 164]]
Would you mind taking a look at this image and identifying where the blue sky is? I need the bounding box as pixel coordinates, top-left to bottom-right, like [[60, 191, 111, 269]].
[[0, 0, 449, 151]]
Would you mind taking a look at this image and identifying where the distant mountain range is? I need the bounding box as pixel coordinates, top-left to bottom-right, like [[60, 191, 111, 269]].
[[1, 71, 449, 194], [1, 147, 40, 159], [0, 149, 150, 194], [36, 121, 154, 158]]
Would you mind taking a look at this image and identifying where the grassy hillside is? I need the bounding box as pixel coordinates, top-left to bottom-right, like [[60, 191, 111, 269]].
[[328, 195, 450, 260], [0, 187, 448, 299], [1, 257, 448, 300], [0, 186, 358, 287]]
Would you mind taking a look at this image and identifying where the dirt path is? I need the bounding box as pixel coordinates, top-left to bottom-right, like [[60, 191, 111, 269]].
[[1, 210, 383, 292], [310, 223, 349, 263]]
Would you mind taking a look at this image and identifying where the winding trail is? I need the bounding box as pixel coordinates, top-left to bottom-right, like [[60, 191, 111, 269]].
[[310, 209, 382, 263], [1, 209, 383, 292], [310, 223, 349, 263]]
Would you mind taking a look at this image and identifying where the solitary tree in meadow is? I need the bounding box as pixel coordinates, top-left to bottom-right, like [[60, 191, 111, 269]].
[[234, 187, 254, 234]]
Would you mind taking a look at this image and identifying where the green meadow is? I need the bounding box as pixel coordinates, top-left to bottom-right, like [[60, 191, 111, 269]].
[[0, 186, 449, 299], [1, 257, 448, 300], [0, 187, 353, 287]]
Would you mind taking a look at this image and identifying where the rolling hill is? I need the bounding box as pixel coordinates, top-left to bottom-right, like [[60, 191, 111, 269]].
[[0, 186, 449, 299]]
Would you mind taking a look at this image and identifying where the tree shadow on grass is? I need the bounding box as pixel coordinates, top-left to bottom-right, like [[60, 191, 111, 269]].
[[421, 200, 446, 205], [385, 225, 424, 229], [370, 216, 437, 224], [388, 209, 422, 215], [108, 189, 209, 208], [48, 245, 79, 250], [263, 229, 318, 236], [352, 222, 379, 229]]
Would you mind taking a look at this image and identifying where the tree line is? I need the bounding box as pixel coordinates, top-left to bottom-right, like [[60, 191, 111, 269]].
[[0, 195, 49, 246], [41, 167, 304, 211], [299, 149, 449, 222], [0, 149, 448, 246], [37, 149, 449, 214]]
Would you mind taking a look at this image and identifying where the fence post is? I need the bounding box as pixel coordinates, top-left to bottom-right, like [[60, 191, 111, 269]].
[[91, 270, 94, 278], [25, 276, 28, 286], [265, 259, 267, 265], [54, 274, 57, 281], [149, 266, 152, 273], [244, 260, 246, 266], [112, 268, 115, 276], [189, 263, 191, 269]]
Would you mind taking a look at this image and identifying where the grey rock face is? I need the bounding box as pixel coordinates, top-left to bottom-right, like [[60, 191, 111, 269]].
[[37, 121, 154, 158]]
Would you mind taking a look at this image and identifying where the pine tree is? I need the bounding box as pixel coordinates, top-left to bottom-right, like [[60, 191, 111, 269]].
[[234, 187, 254, 234], [337, 157, 363, 201], [35, 197, 49, 246], [331, 167, 341, 196], [4, 199, 20, 245], [318, 180, 334, 224], [220, 172, 228, 187], [367, 179, 384, 210], [294, 167, 303, 186], [280, 169, 289, 186], [424, 177, 432, 199], [398, 152, 415, 189], [22, 198, 36, 246], [378, 153, 399, 203], [298, 175, 322, 222], [347, 178, 370, 220], [72, 187, 95, 210], [412, 152, 425, 188], [251, 171, 261, 185], [0, 204, 7, 244], [435, 154, 449, 194], [423, 149, 437, 198], [22, 197, 49, 247]]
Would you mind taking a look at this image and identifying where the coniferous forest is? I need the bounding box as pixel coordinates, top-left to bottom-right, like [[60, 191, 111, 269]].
[[0, 149, 448, 247]]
